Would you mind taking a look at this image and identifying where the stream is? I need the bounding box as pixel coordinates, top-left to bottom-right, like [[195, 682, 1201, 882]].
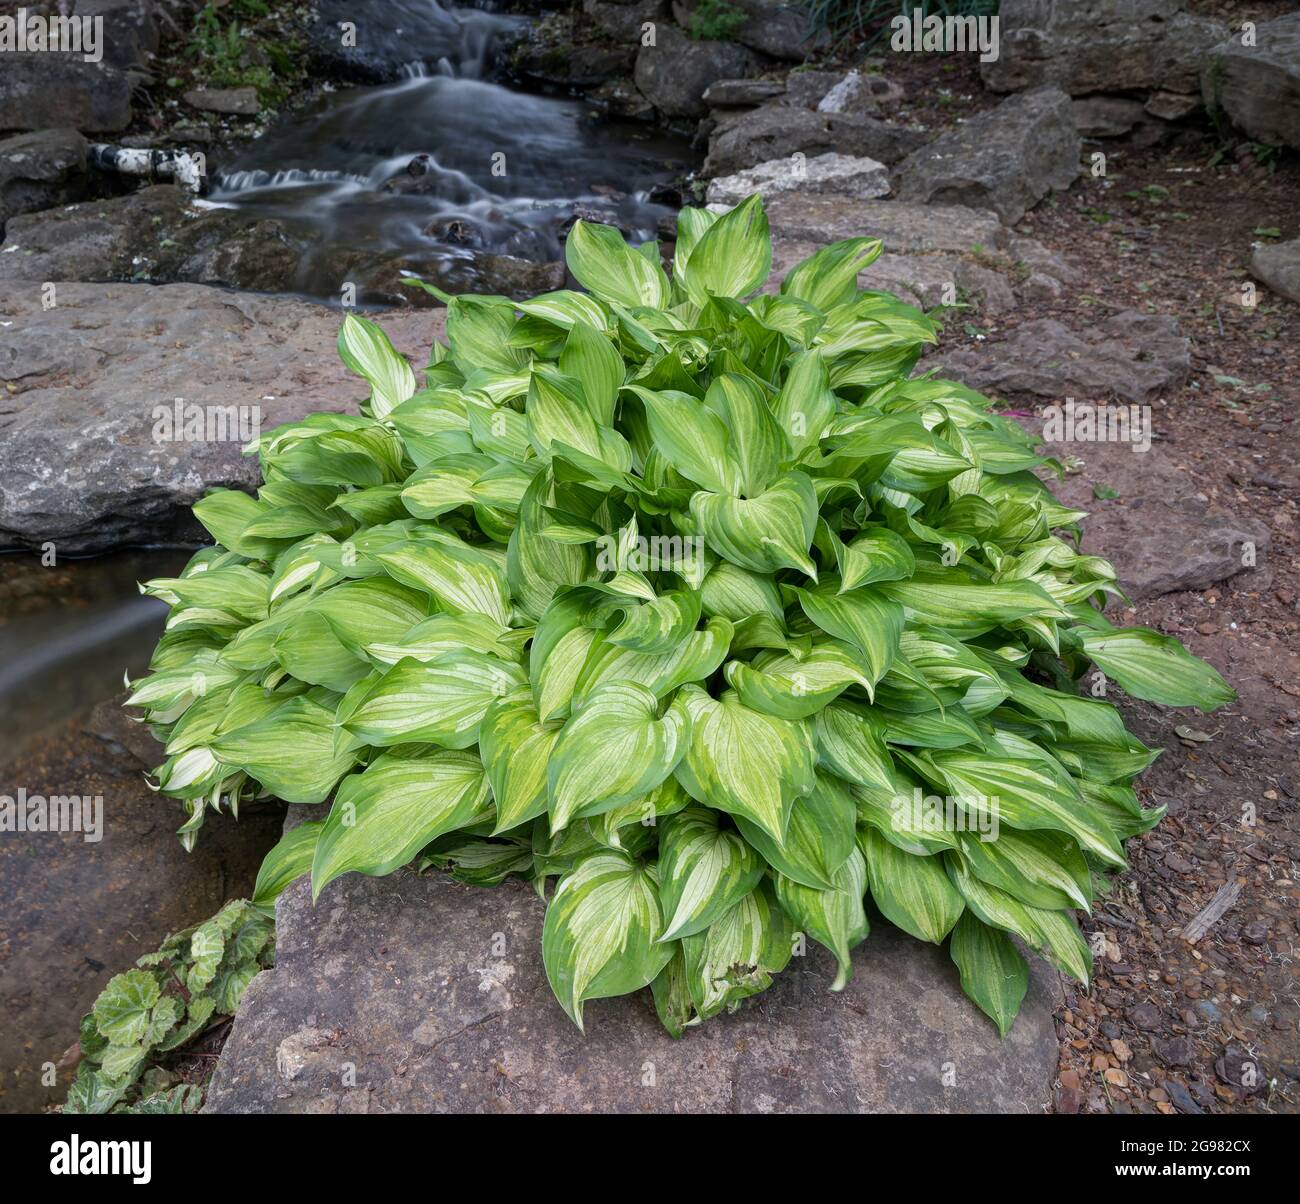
[[204, 0, 693, 299]]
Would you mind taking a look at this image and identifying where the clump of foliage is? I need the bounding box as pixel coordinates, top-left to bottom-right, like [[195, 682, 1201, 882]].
[[687, 0, 750, 42], [64, 901, 273, 1114], [183, 0, 303, 107], [126, 195, 1232, 1037]]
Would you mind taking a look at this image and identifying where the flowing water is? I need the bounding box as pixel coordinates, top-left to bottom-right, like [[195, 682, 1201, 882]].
[[205, 0, 694, 299]]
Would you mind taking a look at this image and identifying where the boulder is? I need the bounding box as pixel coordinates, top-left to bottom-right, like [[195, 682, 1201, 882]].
[[1036, 437, 1271, 601], [76, 0, 160, 71], [930, 312, 1191, 405], [584, 0, 668, 44], [0, 282, 440, 552], [0, 186, 313, 293], [1250, 238, 1300, 304], [0, 130, 94, 236], [817, 69, 903, 115], [704, 102, 925, 175], [183, 87, 262, 117], [203, 809, 1060, 1114], [1202, 14, 1300, 151], [0, 53, 134, 134], [706, 151, 890, 206], [634, 25, 762, 119], [985, 0, 1227, 97], [589, 77, 657, 121], [673, 0, 820, 63], [894, 87, 1079, 225]]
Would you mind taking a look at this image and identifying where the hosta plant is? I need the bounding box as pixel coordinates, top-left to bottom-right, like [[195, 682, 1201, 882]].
[[127, 195, 1232, 1037]]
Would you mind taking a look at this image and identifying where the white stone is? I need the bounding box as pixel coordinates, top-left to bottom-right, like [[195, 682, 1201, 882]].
[[705, 151, 890, 207]]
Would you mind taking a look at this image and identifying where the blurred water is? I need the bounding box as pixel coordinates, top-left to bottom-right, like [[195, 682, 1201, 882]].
[[207, 1, 691, 298]]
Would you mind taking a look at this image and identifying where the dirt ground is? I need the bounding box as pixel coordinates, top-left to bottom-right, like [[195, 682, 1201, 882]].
[[895, 53, 1299, 1111]]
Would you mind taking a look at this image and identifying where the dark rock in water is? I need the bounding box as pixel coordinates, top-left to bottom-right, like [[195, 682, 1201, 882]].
[[425, 215, 488, 247], [894, 87, 1079, 225], [673, 0, 822, 63], [0, 186, 314, 294], [634, 25, 761, 119], [587, 77, 656, 121], [0, 282, 438, 552], [0, 52, 134, 134], [516, 43, 637, 90], [1202, 13, 1300, 152], [203, 809, 1060, 1114], [1250, 238, 1300, 305], [0, 130, 95, 236], [0, 694, 284, 1114], [985, 0, 1226, 98], [932, 312, 1191, 405], [704, 101, 925, 176]]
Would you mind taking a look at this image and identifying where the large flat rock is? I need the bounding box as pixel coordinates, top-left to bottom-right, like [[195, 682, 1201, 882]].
[[0, 282, 441, 553], [205, 810, 1061, 1114]]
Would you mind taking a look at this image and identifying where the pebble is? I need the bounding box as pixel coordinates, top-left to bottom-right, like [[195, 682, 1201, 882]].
[[1129, 1002, 1162, 1030], [1162, 1079, 1203, 1114], [1194, 999, 1223, 1024]]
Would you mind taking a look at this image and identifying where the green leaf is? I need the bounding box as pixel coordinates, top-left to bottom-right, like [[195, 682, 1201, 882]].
[[861, 825, 964, 944], [565, 219, 670, 310], [676, 687, 817, 844], [312, 749, 492, 898], [781, 237, 883, 311], [251, 820, 319, 909], [773, 847, 869, 990], [656, 806, 764, 940], [795, 579, 905, 693], [1080, 626, 1235, 711], [479, 691, 562, 833], [679, 194, 772, 307], [691, 472, 819, 577], [548, 682, 689, 832], [338, 313, 416, 420], [92, 970, 160, 1046], [542, 849, 673, 1029], [949, 911, 1028, 1038], [735, 769, 856, 889]]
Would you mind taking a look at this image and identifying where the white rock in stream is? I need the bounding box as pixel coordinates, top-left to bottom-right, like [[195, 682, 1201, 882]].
[[705, 152, 890, 208]]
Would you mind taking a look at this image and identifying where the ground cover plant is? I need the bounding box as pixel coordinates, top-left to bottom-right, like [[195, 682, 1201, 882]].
[[126, 194, 1232, 1037], [64, 900, 273, 1113]]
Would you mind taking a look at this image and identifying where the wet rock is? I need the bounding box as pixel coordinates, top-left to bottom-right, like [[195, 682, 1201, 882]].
[[205, 809, 1061, 1114], [894, 87, 1079, 225], [0, 282, 439, 552], [183, 87, 261, 117], [588, 77, 656, 121], [1202, 14, 1300, 151], [0, 695, 284, 1113], [520, 43, 637, 90], [985, 0, 1227, 98], [0, 186, 313, 293], [0, 130, 94, 236], [673, 0, 821, 63], [703, 78, 787, 108], [1250, 237, 1300, 304], [706, 151, 890, 206], [931, 312, 1191, 404], [634, 25, 761, 119], [0, 53, 134, 134], [1073, 95, 1148, 138], [704, 102, 925, 176]]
